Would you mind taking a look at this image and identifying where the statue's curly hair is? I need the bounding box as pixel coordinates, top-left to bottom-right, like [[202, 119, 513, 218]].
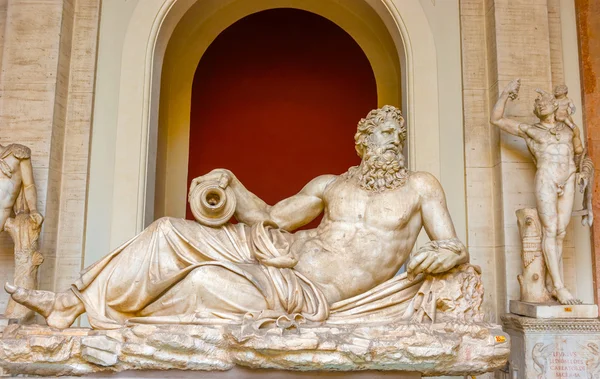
[[354, 105, 406, 158], [533, 89, 558, 118], [553, 84, 568, 96]]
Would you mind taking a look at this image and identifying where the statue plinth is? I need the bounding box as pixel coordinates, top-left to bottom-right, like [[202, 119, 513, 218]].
[[510, 300, 598, 319], [0, 322, 508, 377]]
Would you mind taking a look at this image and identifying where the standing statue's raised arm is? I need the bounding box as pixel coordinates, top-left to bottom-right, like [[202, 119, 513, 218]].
[[491, 78, 528, 137]]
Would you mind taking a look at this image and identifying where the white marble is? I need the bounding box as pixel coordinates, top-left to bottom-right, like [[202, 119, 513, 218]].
[[492, 80, 594, 305], [0, 143, 44, 321], [2, 106, 504, 376], [5, 107, 479, 331], [0, 323, 508, 377], [510, 300, 598, 319]]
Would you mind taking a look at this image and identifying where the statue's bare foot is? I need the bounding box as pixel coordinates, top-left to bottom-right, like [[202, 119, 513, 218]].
[[553, 287, 583, 305], [5, 283, 84, 329]]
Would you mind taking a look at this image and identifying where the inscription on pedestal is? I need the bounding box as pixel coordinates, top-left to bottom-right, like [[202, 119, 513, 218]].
[[531, 337, 600, 378], [503, 315, 600, 379]]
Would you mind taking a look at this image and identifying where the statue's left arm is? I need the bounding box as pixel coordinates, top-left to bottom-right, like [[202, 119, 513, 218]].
[[407, 172, 469, 276]]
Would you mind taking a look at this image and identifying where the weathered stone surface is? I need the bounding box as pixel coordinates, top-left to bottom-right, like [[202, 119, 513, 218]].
[[0, 323, 509, 377]]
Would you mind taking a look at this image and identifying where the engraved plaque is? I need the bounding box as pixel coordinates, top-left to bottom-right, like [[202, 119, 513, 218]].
[[530, 337, 600, 378]]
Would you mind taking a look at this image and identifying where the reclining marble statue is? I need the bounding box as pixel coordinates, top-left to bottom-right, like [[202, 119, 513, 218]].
[[0, 143, 44, 320], [491, 79, 594, 306], [1, 106, 508, 375], [5, 105, 482, 330]]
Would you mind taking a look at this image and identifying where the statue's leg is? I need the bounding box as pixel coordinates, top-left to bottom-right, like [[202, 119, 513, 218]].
[[139, 264, 272, 318], [535, 177, 569, 302], [555, 177, 581, 304], [0, 207, 10, 231], [4, 283, 84, 329]]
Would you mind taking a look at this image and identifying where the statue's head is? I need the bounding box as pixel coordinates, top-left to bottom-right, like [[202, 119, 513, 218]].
[[354, 105, 406, 159], [349, 105, 408, 191], [553, 84, 568, 97], [533, 89, 558, 119]]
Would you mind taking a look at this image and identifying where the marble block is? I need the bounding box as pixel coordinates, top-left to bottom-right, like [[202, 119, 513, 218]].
[[510, 300, 599, 318], [48, 368, 422, 378], [503, 314, 600, 379], [0, 322, 509, 377]]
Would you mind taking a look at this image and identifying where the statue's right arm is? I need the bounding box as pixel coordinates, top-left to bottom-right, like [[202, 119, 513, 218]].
[[267, 175, 336, 231], [194, 170, 335, 230], [490, 78, 527, 138]]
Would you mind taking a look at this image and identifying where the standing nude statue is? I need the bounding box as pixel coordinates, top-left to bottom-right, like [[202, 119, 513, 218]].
[[5, 106, 483, 330], [0, 143, 44, 319], [491, 79, 594, 305]]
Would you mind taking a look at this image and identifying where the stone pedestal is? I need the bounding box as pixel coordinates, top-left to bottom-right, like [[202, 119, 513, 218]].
[[510, 300, 599, 318], [60, 368, 421, 378], [503, 314, 600, 379], [0, 323, 508, 377]]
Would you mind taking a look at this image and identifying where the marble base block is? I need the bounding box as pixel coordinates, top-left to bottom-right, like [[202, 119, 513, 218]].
[[503, 314, 600, 379], [0, 322, 508, 377], [65, 368, 421, 378], [510, 300, 599, 318]]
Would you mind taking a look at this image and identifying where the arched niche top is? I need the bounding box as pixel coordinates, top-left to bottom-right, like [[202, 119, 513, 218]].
[[109, 0, 441, 249], [155, 0, 403, 220]]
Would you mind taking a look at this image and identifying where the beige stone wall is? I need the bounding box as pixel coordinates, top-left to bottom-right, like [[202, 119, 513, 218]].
[[0, 0, 100, 310]]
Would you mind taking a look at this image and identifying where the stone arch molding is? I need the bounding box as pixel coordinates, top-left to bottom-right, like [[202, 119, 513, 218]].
[[108, 0, 441, 249]]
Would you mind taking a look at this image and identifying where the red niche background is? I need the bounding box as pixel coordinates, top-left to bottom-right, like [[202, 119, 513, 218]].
[[187, 8, 378, 227]]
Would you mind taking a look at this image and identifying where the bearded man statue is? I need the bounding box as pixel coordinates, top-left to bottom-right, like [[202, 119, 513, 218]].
[[5, 105, 484, 330]]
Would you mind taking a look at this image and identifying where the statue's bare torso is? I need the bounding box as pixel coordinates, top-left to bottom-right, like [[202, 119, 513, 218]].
[[292, 173, 430, 303], [0, 153, 24, 210], [523, 122, 576, 186]]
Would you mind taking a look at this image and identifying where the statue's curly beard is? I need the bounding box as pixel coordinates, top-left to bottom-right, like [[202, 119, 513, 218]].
[[347, 144, 409, 191]]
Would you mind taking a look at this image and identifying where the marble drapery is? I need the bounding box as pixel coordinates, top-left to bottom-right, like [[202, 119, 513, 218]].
[[71, 218, 438, 329]]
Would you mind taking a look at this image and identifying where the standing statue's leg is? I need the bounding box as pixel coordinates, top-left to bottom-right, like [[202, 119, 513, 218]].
[[555, 177, 581, 304], [535, 177, 575, 304], [0, 207, 11, 231], [4, 283, 84, 329]]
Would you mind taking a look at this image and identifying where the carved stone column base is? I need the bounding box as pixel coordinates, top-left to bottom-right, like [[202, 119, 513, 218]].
[[502, 314, 600, 379], [510, 300, 599, 318]]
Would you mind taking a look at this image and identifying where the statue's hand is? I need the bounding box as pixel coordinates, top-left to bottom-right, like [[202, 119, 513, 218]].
[[190, 169, 235, 195], [29, 211, 44, 228], [504, 78, 521, 100], [578, 172, 589, 193], [407, 246, 460, 278]]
